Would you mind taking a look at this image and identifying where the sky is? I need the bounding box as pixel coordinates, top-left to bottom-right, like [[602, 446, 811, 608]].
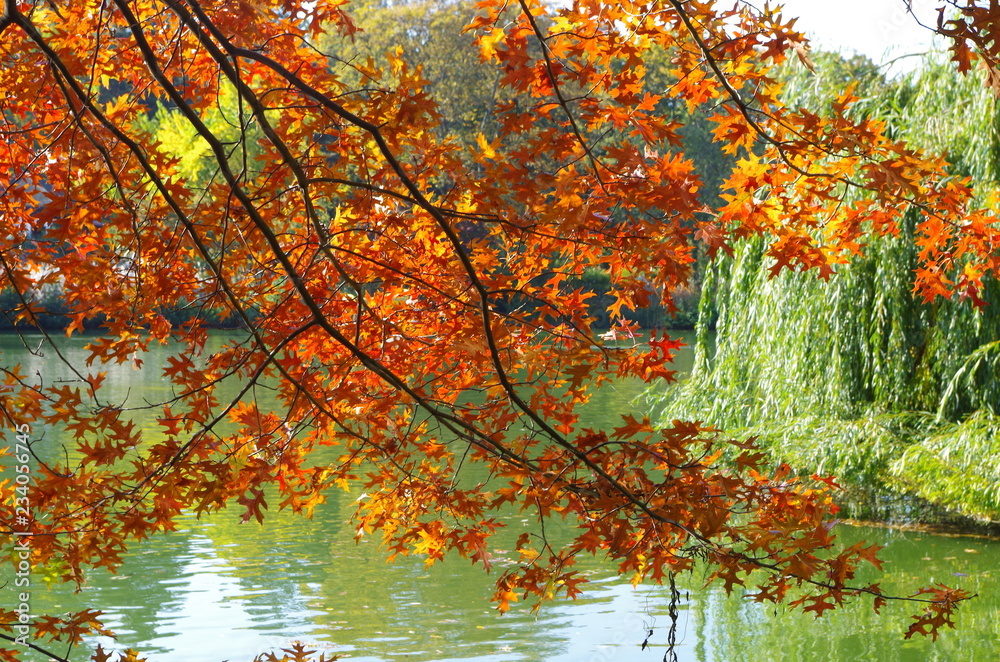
[[773, 0, 943, 71]]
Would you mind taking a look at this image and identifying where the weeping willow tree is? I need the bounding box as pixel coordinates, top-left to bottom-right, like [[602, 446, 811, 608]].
[[655, 52, 1000, 522]]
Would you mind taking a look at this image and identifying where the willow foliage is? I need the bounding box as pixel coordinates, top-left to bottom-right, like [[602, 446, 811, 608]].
[[655, 53, 1000, 521]]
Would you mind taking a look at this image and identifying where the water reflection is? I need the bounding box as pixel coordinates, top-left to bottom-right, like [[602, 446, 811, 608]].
[[22, 498, 995, 662], [692, 526, 999, 662], [3, 332, 995, 661]]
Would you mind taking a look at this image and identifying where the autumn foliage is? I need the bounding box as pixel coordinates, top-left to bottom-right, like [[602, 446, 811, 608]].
[[0, 0, 996, 658]]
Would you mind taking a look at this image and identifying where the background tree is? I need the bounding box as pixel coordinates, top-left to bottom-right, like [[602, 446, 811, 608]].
[[654, 51, 1000, 522], [318, 0, 503, 147], [1, 0, 996, 658]]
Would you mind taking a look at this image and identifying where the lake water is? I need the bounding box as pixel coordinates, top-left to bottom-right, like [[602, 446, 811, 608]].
[[1, 332, 997, 661]]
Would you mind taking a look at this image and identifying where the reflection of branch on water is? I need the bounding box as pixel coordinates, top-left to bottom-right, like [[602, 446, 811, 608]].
[[665, 572, 681, 662], [636, 575, 684, 660]]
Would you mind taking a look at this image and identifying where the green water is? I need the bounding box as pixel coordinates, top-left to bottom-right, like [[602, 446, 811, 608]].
[[1, 333, 997, 661]]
